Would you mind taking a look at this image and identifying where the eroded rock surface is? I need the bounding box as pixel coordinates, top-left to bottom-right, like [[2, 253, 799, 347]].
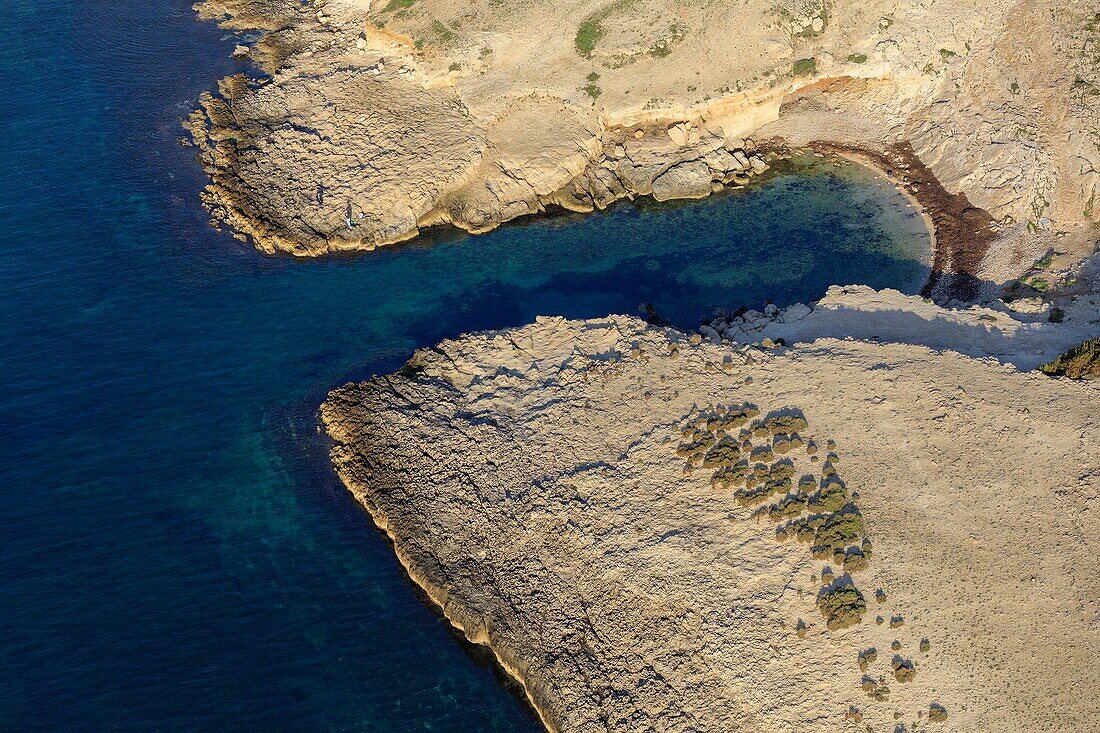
[[192, 0, 1100, 284], [322, 312, 1099, 732]]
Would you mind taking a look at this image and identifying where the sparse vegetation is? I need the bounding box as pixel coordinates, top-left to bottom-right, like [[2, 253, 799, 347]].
[[858, 647, 877, 672], [431, 20, 455, 43], [1024, 276, 1050, 292], [793, 57, 818, 77], [382, 0, 415, 11], [848, 53, 868, 64], [575, 19, 605, 58], [929, 703, 948, 722], [892, 655, 916, 682], [817, 576, 866, 629], [1039, 338, 1100, 379], [574, 0, 636, 58], [862, 676, 890, 701]]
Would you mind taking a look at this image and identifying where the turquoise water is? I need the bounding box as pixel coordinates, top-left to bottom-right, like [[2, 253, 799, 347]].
[[0, 0, 928, 729]]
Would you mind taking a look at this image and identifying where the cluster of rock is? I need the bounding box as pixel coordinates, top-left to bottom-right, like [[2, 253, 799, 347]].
[[699, 301, 814, 346], [555, 123, 770, 209]]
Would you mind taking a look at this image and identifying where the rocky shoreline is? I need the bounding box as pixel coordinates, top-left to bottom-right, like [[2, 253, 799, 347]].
[[321, 304, 1099, 732], [188, 0, 1100, 298]]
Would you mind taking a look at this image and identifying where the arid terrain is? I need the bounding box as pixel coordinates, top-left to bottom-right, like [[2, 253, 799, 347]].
[[190, 0, 1099, 292], [322, 306, 1099, 732]]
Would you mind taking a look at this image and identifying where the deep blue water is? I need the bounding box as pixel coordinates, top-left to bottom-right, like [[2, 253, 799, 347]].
[[0, 1, 928, 730]]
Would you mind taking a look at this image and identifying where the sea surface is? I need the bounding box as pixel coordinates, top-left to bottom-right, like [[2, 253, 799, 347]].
[[0, 1, 929, 729]]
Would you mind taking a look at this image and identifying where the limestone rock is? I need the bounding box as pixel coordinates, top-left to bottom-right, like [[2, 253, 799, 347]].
[[323, 311, 1100, 733], [667, 121, 700, 147], [651, 160, 713, 202]]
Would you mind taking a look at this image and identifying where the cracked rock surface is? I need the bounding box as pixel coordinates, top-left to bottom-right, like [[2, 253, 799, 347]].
[[191, 0, 1100, 279], [322, 312, 1099, 732]]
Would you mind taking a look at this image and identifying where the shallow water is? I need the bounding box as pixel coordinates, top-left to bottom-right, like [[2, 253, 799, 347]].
[[1, 0, 927, 729]]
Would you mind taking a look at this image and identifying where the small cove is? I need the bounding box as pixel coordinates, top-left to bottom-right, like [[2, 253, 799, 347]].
[[1, 0, 929, 729]]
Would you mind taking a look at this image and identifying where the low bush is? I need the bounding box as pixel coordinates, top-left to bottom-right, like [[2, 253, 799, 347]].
[[702, 436, 741, 468], [892, 656, 916, 682], [1038, 338, 1100, 379], [817, 577, 866, 630], [812, 507, 864, 558]]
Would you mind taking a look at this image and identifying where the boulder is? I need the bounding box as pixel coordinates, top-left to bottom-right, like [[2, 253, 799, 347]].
[[704, 148, 738, 173], [651, 160, 713, 201], [723, 136, 746, 152], [779, 303, 813, 322], [667, 122, 700, 147], [699, 325, 723, 344]]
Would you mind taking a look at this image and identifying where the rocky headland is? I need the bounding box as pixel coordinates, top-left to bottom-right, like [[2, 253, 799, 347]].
[[184, 1, 1100, 729], [189, 0, 1100, 295], [322, 297, 1100, 732]]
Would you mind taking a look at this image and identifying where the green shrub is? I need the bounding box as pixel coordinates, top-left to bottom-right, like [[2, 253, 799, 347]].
[[817, 577, 866, 630], [848, 53, 867, 64], [810, 477, 847, 512], [929, 703, 948, 722], [812, 507, 864, 557], [1039, 338, 1100, 379], [751, 445, 775, 462], [793, 57, 817, 77], [769, 459, 796, 481], [768, 415, 808, 435], [702, 436, 740, 468], [769, 491, 809, 520], [711, 461, 750, 489], [575, 19, 605, 58], [843, 547, 868, 573]]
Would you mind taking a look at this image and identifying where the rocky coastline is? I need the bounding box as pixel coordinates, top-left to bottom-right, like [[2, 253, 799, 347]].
[[321, 303, 1100, 732], [183, 2, 1100, 729], [189, 0, 1100, 299]]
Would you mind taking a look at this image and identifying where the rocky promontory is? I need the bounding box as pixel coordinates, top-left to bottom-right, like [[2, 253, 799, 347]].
[[322, 292, 1099, 732], [191, 0, 1100, 291]]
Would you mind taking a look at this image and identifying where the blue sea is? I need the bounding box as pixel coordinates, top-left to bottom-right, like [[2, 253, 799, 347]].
[[0, 1, 928, 729]]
